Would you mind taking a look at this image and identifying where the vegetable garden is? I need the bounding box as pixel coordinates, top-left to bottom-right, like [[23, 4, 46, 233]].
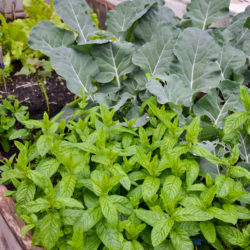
[[0, 0, 250, 249]]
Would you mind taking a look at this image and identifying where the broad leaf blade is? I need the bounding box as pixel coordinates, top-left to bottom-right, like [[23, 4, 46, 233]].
[[185, 0, 230, 30], [132, 27, 175, 74], [135, 6, 178, 43], [53, 0, 98, 44], [93, 42, 135, 89], [216, 45, 246, 80], [173, 28, 221, 94], [28, 20, 75, 56], [224, 6, 250, 58], [106, 0, 158, 40], [238, 132, 250, 163], [193, 81, 243, 128], [146, 75, 193, 106], [50, 47, 98, 97]]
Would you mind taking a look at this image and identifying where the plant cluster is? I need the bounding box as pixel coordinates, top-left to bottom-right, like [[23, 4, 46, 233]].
[[29, 0, 250, 124], [0, 0, 249, 249], [0, 95, 249, 249], [0, 0, 62, 80], [0, 95, 30, 152]]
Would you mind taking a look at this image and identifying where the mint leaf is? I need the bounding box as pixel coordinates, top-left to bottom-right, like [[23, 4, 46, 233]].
[[39, 212, 61, 249], [170, 227, 193, 250], [100, 195, 118, 226], [151, 217, 174, 247], [200, 221, 216, 243], [142, 176, 160, 202]]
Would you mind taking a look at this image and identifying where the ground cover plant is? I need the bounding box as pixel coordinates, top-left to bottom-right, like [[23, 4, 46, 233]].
[[0, 0, 249, 249], [0, 95, 250, 249]]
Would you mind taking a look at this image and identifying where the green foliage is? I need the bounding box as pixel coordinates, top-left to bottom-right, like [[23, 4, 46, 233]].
[[0, 0, 249, 249], [0, 0, 63, 80], [1, 97, 249, 249], [0, 96, 30, 152], [28, 0, 249, 122]]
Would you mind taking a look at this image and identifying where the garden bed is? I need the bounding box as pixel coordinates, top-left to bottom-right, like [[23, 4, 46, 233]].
[[0, 0, 250, 249], [0, 72, 74, 120]]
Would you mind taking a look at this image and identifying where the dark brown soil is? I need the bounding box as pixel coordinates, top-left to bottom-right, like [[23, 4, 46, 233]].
[[0, 72, 75, 159], [0, 72, 75, 120]]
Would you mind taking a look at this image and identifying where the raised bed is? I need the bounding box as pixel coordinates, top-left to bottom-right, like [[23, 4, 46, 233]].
[[0, 185, 43, 250]]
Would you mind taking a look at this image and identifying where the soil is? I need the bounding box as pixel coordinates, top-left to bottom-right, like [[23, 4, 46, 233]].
[[0, 71, 75, 120], [0, 71, 75, 159]]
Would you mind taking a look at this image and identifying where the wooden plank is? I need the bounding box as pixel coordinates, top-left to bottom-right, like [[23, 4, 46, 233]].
[[0, 215, 23, 250], [0, 185, 34, 250]]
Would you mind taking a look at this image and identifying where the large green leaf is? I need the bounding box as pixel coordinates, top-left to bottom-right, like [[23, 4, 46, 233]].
[[106, 0, 158, 40], [28, 20, 75, 56], [224, 6, 250, 57], [93, 42, 135, 89], [185, 0, 230, 30], [146, 74, 193, 106], [238, 132, 250, 163], [193, 81, 243, 128], [132, 27, 175, 74], [135, 6, 178, 43], [50, 47, 98, 97], [216, 45, 246, 80], [53, 0, 97, 44], [173, 28, 221, 95]]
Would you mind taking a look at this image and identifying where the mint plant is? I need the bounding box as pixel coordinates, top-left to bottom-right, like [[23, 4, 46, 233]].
[[0, 0, 249, 249], [28, 0, 249, 123], [1, 97, 249, 249], [0, 96, 30, 152]]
